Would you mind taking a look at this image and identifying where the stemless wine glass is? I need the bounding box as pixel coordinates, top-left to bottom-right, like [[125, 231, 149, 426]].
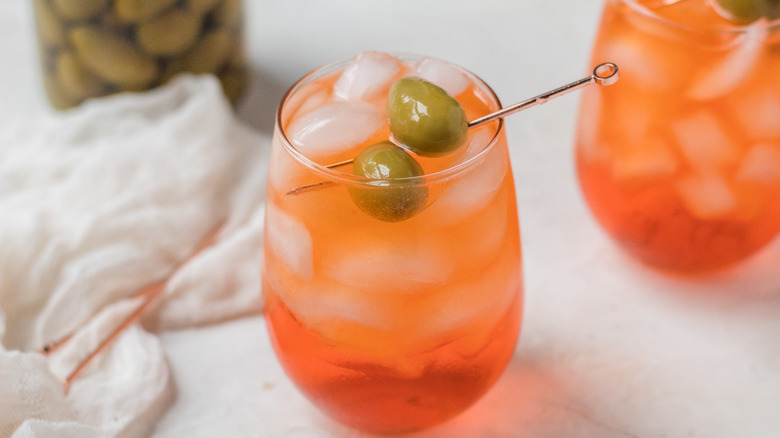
[[575, 0, 780, 273], [262, 52, 523, 433]]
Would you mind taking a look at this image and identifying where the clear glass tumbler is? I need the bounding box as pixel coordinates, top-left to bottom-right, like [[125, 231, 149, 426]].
[[575, 0, 780, 272], [262, 52, 523, 432]]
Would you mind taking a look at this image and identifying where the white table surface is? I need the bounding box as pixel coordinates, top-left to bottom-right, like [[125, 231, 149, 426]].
[[3, 1, 780, 437]]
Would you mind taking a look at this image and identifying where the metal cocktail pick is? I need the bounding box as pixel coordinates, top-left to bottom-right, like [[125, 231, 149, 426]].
[[466, 61, 619, 128], [288, 61, 619, 194]]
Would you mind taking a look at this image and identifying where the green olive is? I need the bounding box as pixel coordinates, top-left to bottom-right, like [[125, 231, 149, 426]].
[[52, 0, 109, 21], [349, 141, 428, 222], [213, 0, 243, 29], [167, 29, 233, 75], [55, 51, 105, 101], [114, 0, 178, 23], [711, 0, 780, 23], [387, 76, 468, 157], [70, 26, 158, 87], [136, 9, 201, 56], [96, 9, 135, 36], [33, 0, 66, 49]]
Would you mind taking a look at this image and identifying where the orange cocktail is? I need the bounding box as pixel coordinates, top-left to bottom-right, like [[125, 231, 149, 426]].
[[576, 0, 780, 272], [263, 52, 523, 432]]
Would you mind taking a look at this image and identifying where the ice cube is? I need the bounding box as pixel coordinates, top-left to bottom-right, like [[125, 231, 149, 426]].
[[672, 111, 739, 171], [287, 101, 382, 160], [290, 87, 330, 123], [324, 244, 453, 295], [409, 57, 469, 97], [408, 189, 510, 288], [429, 146, 508, 224], [687, 22, 767, 101], [419, 260, 520, 350], [610, 89, 658, 144], [600, 29, 685, 92], [333, 51, 402, 101], [675, 172, 737, 219], [279, 280, 392, 329], [284, 82, 330, 122], [611, 136, 679, 184], [576, 88, 612, 164], [735, 143, 780, 184], [730, 92, 780, 140], [460, 128, 494, 162], [264, 203, 313, 279]]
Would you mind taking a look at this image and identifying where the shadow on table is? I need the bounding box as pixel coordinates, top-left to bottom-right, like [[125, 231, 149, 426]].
[[398, 356, 632, 438], [620, 235, 780, 307]]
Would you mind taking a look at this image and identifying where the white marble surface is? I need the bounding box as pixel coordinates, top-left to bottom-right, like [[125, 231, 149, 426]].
[[3, 1, 780, 437]]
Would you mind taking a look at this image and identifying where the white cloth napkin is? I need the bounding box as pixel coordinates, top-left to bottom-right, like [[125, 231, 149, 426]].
[[0, 75, 270, 437]]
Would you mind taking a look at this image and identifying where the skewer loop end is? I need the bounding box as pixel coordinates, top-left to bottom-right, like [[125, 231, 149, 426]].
[[594, 62, 619, 86]]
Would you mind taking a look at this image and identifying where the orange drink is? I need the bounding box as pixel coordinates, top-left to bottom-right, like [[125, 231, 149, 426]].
[[263, 52, 523, 432], [576, 0, 780, 272]]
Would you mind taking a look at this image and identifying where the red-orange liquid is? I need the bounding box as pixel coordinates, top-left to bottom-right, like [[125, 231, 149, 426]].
[[265, 285, 521, 432], [263, 54, 523, 432], [576, 0, 780, 272]]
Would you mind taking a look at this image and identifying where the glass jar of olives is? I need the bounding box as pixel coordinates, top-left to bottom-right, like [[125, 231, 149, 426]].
[[31, 0, 248, 109]]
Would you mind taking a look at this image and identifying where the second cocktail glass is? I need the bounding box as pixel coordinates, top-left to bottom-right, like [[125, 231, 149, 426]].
[[262, 52, 523, 432], [576, 0, 780, 273]]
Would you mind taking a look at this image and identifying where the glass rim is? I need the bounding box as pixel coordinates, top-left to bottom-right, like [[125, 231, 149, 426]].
[[621, 0, 780, 35], [274, 53, 505, 187]]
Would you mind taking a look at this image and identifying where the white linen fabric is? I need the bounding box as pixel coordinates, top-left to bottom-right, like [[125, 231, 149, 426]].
[[0, 76, 270, 437]]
